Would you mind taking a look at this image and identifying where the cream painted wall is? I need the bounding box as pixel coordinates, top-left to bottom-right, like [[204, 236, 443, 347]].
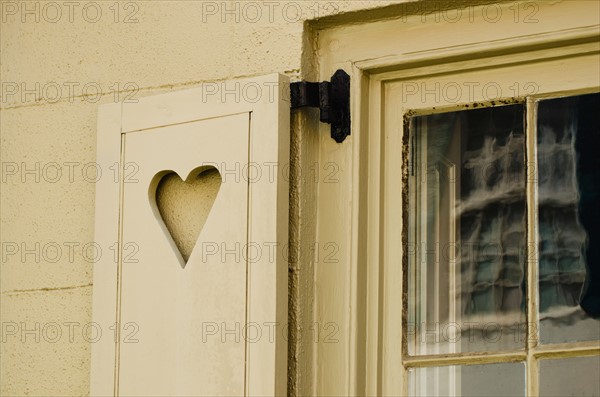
[[0, 1, 398, 396]]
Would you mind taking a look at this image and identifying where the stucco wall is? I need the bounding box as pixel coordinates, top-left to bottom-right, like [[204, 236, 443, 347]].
[[0, 1, 397, 395]]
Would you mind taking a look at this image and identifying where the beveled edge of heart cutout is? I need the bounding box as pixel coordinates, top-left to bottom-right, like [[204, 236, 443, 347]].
[[147, 165, 222, 269]]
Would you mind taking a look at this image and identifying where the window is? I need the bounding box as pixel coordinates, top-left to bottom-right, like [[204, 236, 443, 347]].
[[311, 1, 599, 394], [406, 93, 600, 396]]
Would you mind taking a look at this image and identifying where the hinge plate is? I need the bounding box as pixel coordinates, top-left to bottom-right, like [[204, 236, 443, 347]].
[[290, 69, 351, 143]]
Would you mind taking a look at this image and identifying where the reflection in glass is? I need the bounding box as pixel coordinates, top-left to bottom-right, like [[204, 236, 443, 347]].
[[408, 105, 527, 355], [539, 356, 600, 397], [408, 362, 525, 397], [537, 93, 600, 343]]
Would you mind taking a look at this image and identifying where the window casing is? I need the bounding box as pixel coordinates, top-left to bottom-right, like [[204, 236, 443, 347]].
[[387, 52, 600, 396], [312, 2, 600, 395]]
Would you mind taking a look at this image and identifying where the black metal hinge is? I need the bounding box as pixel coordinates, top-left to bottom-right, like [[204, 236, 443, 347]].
[[290, 69, 350, 143]]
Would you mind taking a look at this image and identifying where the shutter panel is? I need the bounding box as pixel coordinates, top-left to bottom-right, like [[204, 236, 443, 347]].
[[91, 74, 290, 396]]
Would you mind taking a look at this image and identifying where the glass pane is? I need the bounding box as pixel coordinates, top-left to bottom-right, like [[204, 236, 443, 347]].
[[537, 93, 600, 344], [540, 356, 600, 397], [408, 362, 525, 397], [408, 105, 527, 355]]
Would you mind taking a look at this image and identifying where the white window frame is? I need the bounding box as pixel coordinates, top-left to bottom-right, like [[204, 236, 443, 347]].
[[311, 1, 600, 395]]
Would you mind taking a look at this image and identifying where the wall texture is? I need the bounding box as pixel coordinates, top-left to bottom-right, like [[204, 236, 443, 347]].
[[0, 1, 397, 395]]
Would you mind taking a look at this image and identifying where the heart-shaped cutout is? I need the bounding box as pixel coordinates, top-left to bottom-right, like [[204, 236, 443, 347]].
[[149, 166, 222, 268]]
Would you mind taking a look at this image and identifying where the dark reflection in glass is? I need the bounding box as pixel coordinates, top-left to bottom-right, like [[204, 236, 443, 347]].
[[537, 93, 600, 343], [459, 106, 526, 318], [408, 104, 526, 355]]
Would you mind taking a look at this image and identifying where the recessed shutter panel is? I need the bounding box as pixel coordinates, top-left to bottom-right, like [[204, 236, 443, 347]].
[[91, 74, 290, 397]]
